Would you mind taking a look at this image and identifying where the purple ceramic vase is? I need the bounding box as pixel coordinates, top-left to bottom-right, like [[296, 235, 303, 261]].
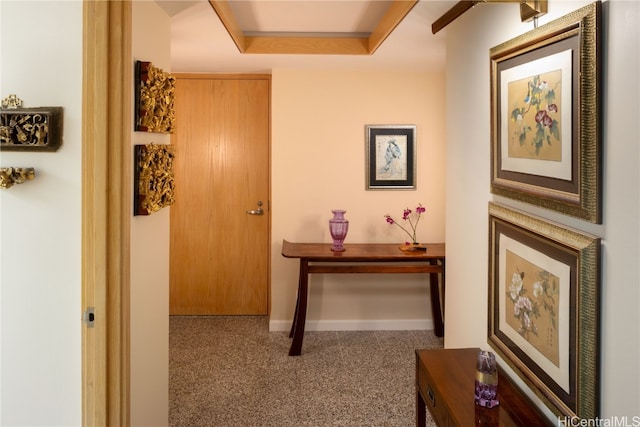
[[329, 210, 349, 252]]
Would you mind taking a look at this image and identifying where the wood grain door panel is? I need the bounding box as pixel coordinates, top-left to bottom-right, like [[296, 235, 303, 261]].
[[170, 76, 269, 315]]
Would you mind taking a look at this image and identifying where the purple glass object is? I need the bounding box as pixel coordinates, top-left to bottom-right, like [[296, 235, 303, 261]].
[[329, 210, 349, 252], [475, 350, 499, 408]]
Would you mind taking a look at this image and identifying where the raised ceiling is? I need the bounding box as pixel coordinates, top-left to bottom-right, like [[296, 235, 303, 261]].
[[159, 1, 462, 73], [227, 0, 395, 33], [208, 0, 418, 55], [157, 1, 544, 74]]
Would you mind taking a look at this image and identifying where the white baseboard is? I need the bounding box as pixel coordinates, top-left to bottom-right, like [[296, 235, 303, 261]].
[[269, 318, 433, 332]]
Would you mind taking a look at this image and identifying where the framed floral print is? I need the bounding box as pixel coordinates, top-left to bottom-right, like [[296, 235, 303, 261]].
[[490, 2, 601, 223], [488, 202, 600, 420]]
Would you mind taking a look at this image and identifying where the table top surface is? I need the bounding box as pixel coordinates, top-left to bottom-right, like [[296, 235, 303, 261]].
[[281, 240, 445, 261], [416, 348, 552, 426]]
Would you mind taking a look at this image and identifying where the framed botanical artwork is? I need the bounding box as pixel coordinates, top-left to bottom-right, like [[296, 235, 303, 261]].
[[488, 202, 600, 420], [490, 2, 601, 223], [134, 144, 176, 216], [134, 60, 176, 134], [365, 124, 416, 190]]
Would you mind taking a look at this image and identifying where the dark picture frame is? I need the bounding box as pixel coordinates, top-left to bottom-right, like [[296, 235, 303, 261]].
[[365, 124, 416, 190], [490, 2, 601, 223], [488, 202, 600, 420], [0, 107, 63, 152]]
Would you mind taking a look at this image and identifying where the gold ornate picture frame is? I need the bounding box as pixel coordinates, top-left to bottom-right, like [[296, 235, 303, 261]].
[[490, 2, 601, 223], [488, 202, 600, 420], [134, 144, 175, 216], [135, 61, 176, 134]]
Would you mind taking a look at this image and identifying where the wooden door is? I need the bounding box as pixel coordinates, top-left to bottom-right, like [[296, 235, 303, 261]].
[[170, 75, 270, 315]]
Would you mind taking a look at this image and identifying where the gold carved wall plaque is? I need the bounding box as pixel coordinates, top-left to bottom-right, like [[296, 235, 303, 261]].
[[135, 61, 176, 134], [0, 107, 63, 151], [134, 144, 175, 216], [0, 167, 36, 189]]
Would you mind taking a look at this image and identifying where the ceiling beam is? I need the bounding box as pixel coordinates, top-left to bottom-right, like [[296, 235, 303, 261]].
[[209, 0, 246, 52], [368, 0, 419, 53], [244, 36, 369, 55], [209, 0, 417, 56], [432, 1, 481, 35], [432, 0, 547, 34]]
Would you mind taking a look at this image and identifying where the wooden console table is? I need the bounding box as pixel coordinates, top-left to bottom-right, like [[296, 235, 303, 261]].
[[416, 348, 552, 426], [281, 240, 445, 356]]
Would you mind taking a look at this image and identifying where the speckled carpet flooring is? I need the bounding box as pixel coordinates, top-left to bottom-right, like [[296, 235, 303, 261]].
[[169, 316, 442, 427]]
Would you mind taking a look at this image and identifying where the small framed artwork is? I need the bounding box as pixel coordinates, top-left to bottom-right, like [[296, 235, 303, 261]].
[[134, 144, 176, 216], [135, 60, 176, 134], [365, 124, 416, 190], [490, 2, 601, 223], [488, 202, 600, 420]]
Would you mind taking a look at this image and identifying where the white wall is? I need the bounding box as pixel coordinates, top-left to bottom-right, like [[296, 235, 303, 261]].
[[131, 2, 172, 426], [0, 1, 82, 425], [0, 2, 173, 425], [270, 69, 446, 331], [445, 0, 639, 421]]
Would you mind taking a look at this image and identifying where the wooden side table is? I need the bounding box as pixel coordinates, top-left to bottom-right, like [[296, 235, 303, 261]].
[[416, 348, 552, 426], [282, 240, 445, 356]]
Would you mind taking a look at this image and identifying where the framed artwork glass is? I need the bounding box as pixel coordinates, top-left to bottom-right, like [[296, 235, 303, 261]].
[[488, 202, 600, 420], [365, 124, 416, 190], [490, 3, 601, 223]]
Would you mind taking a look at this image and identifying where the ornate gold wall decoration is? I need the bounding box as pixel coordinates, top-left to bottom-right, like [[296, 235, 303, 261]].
[[2, 94, 23, 109], [0, 167, 36, 189], [134, 144, 175, 215], [135, 61, 176, 134], [0, 106, 63, 151]]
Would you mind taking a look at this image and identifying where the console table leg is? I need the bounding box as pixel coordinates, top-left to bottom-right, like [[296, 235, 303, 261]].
[[429, 259, 444, 337], [289, 276, 300, 338], [289, 259, 309, 356]]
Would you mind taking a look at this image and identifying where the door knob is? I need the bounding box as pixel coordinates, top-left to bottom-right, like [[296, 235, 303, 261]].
[[246, 200, 264, 215]]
